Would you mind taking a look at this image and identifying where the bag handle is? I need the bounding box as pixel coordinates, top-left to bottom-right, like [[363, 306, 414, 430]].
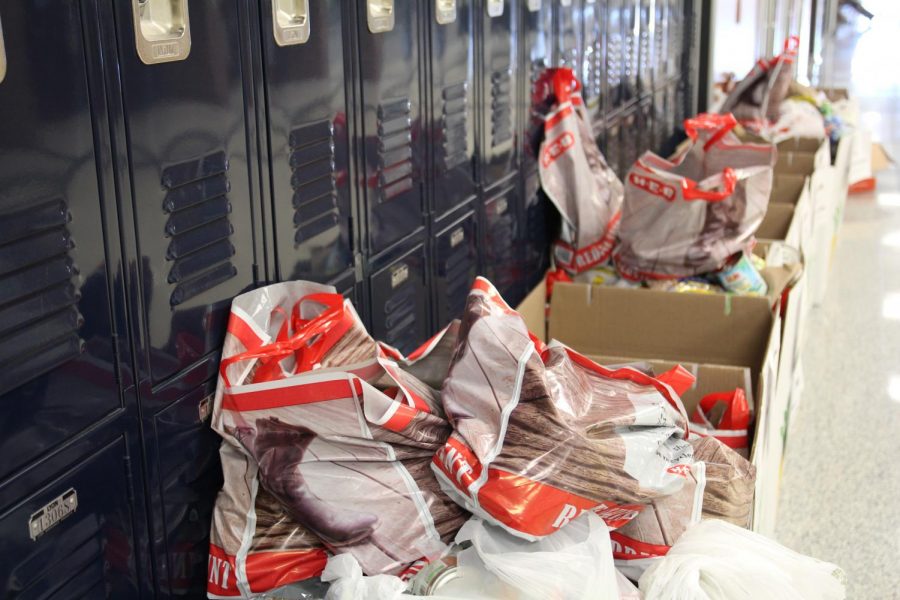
[[219, 293, 351, 387], [681, 168, 738, 202], [551, 67, 580, 104], [684, 113, 738, 151]]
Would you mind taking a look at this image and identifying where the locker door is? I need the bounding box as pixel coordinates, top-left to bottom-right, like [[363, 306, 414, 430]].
[[0, 1, 141, 596], [521, 0, 553, 174], [481, 178, 522, 303], [621, 107, 640, 172], [581, 0, 604, 127], [637, 0, 653, 94], [652, 0, 668, 88], [369, 239, 430, 355], [428, 0, 477, 218], [110, 1, 258, 596], [433, 211, 478, 328], [605, 0, 625, 113], [622, 0, 640, 105], [479, 0, 519, 189], [555, 0, 582, 71], [666, 0, 683, 79], [357, 0, 425, 254], [639, 96, 654, 155], [260, 0, 356, 287], [653, 87, 668, 151], [604, 116, 624, 178]]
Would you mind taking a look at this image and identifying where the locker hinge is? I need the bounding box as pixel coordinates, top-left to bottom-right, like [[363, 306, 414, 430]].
[[354, 253, 364, 283], [123, 455, 137, 504]]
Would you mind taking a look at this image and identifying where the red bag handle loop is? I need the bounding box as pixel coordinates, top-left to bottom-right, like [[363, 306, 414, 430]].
[[684, 113, 738, 151], [219, 293, 351, 387], [551, 67, 580, 104], [681, 168, 738, 202], [783, 35, 800, 54]]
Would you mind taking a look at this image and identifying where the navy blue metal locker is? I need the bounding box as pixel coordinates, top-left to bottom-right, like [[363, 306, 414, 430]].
[[637, 0, 653, 94], [481, 177, 523, 303], [522, 171, 553, 290], [580, 0, 604, 129], [369, 236, 431, 355], [605, 0, 625, 114], [653, 86, 668, 151], [106, 0, 261, 595], [554, 0, 582, 72], [0, 1, 147, 597], [426, 0, 478, 327], [638, 95, 654, 155], [622, 0, 640, 106], [479, 0, 519, 189], [604, 114, 624, 177], [521, 0, 553, 175], [652, 0, 668, 89], [433, 211, 478, 328], [256, 0, 359, 301], [621, 106, 640, 173], [666, 0, 684, 80], [356, 0, 426, 256]]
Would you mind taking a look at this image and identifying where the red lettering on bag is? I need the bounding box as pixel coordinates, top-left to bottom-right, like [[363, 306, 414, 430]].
[[541, 131, 576, 168], [609, 532, 671, 560], [666, 464, 692, 478], [628, 172, 676, 201]]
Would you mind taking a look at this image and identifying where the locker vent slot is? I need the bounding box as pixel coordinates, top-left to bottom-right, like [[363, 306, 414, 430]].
[[0, 197, 83, 395], [376, 98, 414, 203], [382, 269, 416, 351], [639, 7, 651, 84], [654, 9, 666, 79], [485, 193, 516, 293], [584, 42, 603, 102], [607, 27, 623, 92], [163, 151, 237, 307], [490, 70, 512, 147], [441, 82, 469, 171], [442, 239, 472, 318], [289, 120, 339, 245]]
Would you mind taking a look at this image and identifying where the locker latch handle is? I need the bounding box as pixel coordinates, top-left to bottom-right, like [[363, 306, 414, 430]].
[[0, 13, 6, 83], [527, 0, 541, 12], [435, 0, 457, 25], [487, 0, 504, 17], [560, 0, 572, 7], [273, 0, 310, 46], [367, 0, 395, 33], [132, 0, 191, 65]]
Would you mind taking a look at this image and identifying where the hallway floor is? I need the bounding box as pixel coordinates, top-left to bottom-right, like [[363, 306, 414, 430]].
[[775, 3, 900, 598]]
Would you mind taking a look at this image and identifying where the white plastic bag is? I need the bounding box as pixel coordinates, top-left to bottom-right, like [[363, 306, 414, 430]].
[[639, 520, 846, 600], [458, 513, 619, 600], [322, 554, 406, 600]]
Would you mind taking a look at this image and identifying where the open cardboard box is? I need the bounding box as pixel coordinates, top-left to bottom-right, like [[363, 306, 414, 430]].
[[515, 259, 800, 535]]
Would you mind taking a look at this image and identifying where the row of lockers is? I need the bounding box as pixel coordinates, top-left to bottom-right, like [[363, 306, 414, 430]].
[[0, 1, 699, 598]]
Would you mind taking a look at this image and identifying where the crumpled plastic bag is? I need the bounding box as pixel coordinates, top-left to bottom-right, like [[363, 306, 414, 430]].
[[639, 519, 846, 600], [539, 68, 623, 275], [433, 277, 694, 540]]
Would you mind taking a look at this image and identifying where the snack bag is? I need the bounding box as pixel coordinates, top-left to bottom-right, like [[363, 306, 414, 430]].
[[691, 437, 756, 528], [209, 282, 467, 597], [432, 278, 694, 540], [539, 68, 624, 275], [690, 389, 752, 456], [614, 154, 773, 281], [720, 36, 800, 133]]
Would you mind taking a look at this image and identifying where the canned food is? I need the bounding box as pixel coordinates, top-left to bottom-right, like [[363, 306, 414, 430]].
[[406, 555, 461, 596], [717, 252, 768, 296]]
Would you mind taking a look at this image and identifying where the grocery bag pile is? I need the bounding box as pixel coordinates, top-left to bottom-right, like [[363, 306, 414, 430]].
[[206, 277, 844, 599]]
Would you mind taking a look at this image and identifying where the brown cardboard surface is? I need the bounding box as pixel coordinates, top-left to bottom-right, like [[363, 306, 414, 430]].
[[757, 204, 795, 240], [770, 174, 807, 205], [548, 284, 774, 380], [775, 151, 816, 176], [516, 276, 547, 341], [586, 355, 754, 415], [873, 143, 892, 172]]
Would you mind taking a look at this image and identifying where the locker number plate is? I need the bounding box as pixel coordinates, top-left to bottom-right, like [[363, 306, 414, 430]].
[[391, 264, 409, 289], [450, 227, 465, 248], [30, 488, 78, 541]]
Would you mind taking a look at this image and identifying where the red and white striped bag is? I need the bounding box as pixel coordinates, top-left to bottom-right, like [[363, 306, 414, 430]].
[[207, 282, 466, 598], [539, 68, 623, 275]]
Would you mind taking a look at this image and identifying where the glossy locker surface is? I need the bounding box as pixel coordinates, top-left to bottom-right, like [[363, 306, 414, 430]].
[[433, 209, 478, 329], [638, 96, 654, 154], [0, 1, 141, 596], [581, 0, 604, 127], [637, 0, 653, 93], [666, 0, 684, 79], [259, 0, 356, 287], [622, 0, 640, 105], [555, 0, 582, 72], [479, 0, 519, 189], [481, 177, 523, 304], [652, 0, 668, 87], [109, 0, 258, 596], [605, 0, 625, 112], [428, 0, 477, 218], [620, 107, 640, 174], [369, 238, 430, 355], [357, 0, 425, 255], [604, 115, 624, 177], [520, 0, 553, 175]]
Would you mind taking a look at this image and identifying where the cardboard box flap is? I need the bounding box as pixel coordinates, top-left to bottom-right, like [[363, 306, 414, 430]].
[[762, 262, 803, 302], [770, 174, 807, 206], [757, 204, 795, 240], [549, 284, 775, 376], [775, 151, 816, 176]]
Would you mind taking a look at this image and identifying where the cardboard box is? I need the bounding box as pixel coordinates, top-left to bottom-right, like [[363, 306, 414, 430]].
[[544, 282, 785, 535], [757, 203, 796, 242]]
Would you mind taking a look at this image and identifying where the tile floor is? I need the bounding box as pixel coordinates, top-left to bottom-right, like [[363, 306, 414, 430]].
[[775, 3, 900, 598]]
